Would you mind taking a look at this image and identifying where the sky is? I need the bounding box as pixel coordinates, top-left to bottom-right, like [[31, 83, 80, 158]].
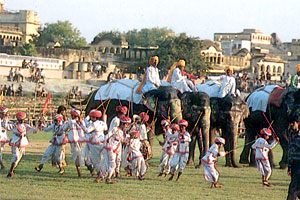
[[4, 0, 300, 43]]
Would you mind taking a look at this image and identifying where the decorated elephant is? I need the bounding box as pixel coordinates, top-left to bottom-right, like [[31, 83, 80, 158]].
[[179, 92, 211, 167], [209, 96, 249, 167], [71, 85, 183, 144], [239, 87, 299, 169], [179, 91, 249, 168]]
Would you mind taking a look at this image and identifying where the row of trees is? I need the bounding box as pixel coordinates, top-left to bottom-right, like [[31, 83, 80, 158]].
[[21, 21, 210, 73]]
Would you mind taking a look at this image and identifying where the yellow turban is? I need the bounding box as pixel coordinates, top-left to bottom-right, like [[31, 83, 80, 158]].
[[296, 64, 300, 72], [177, 60, 186, 68], [226, 66, 234, 73], [149, 56, 159, 66]]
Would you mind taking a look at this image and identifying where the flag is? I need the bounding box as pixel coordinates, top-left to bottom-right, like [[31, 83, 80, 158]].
[[42, 92, 51, 115]]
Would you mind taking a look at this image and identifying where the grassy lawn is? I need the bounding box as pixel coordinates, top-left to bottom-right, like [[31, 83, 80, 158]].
[[0, 132, 290, 200]]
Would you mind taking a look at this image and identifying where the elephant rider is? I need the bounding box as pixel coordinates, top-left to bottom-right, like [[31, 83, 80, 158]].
[[169, 119, 191, 181], [287, 115, 300, 199], [136, 56, 161, 94], [287, 64, 300, 92], [7, 112, 38, 179], [208, 66, 237, 98], [0, 106, 13, 170], [109, 105, 128, 178], [251, 128, 279, 187], [167, 59, 197, 93]]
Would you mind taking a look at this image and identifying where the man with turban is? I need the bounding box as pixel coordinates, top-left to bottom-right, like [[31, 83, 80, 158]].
[[287, 64, 300, 92], [208, 66, 236, 98], [168, 60, 196, 93], [136, 56, 161, 94]]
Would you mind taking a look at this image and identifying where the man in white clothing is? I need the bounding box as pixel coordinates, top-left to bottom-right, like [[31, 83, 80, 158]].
[[208, 66, 236, 98], [142, 56, 161, 93], [170, 60, 196, 93]]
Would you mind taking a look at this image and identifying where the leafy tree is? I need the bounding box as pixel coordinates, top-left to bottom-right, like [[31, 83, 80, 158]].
[[33, 20, 87, 48], [19, 43, 37, 56]]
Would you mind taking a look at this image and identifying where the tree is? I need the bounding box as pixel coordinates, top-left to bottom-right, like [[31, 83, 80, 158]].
[[33, 20, 87, 48], [153, 33, 209, 74], [19, 43, 37, 56]]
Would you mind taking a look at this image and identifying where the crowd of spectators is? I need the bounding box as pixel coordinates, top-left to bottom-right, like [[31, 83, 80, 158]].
[[69, 86, 82, 99], [35, 84, 47, 97], [0, 84, 23, 96], [8, 60, 45, 84]]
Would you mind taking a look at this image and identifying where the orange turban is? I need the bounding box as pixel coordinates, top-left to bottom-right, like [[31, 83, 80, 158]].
[[177, 60, 186, 68], [296, 64, 300, 72], [226, 66, 234, 73], [149, 56, 159, 66]]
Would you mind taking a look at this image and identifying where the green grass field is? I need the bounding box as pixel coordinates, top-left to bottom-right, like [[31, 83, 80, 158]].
[[0, 132, 290, 200]]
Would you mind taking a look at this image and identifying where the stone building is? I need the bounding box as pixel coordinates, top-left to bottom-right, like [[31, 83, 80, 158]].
[[0, 0, 40, 45], [200, 40, 251, 73]]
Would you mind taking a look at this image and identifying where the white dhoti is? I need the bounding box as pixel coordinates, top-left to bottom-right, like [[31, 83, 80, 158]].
[[122, 146, 131, 168], [115, 149, 122, 173], [170, 153, 188, 173], [256, 160, 271, 179], [0, 143, 5, 162], [102, 148, 117, 178], [70, 143, 84, 166], [90, 143, 105, 173], [132, 156, 147, 177], [203, 162, 219, 183], [11, 146, 25, 165], [84, 143, 93, 166], [40, 145, 63, 166], [158, 151, 173, 174], [172, 81, 192, 93]]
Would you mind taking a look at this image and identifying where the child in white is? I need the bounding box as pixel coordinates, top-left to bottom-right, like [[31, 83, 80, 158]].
[[169, 119, 191, 181], [7, 112, 37, 178], [128, 129, 147, 180], [35, 114, 65, 174], [251, 128, 278, 187], [0, 106, 13, 170], [158, 121, 178, 176], [201, 137, 227, 188], [63, 108, 85, 177], [81, 109, 107, 182], [109, 105, 127, 178], [102, 115, 130, 184]]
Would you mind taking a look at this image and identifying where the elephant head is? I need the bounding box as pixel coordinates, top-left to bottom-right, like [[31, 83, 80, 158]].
[[210, 96, 249, 167], [180, 91, 211, 166]]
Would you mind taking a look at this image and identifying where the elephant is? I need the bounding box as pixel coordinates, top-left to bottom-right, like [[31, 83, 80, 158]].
[[179, 91, 211, 167], [239, 90, 300, 169], [209, 96, 249, 167], [179, 92, 249, 168], [71, 86, 183, 145]]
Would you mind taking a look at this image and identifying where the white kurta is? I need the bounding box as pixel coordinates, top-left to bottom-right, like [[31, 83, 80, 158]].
[[142, 65, 161, 93], [209, 75, 236, 98], [171, 67, 192, 93], [0, 118, 13, 163]]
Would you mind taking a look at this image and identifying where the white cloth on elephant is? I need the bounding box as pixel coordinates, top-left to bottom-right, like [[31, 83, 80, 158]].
[[142, 65, 161, 93], [196, 80, 221, 98], [95, 79, 142, 104], [170, 132, 191, 173], [203, 162, 219, 183], [208, 75, 236, 98], [246, 85, 278, 112], [171, 67, 193, 93], [251, 137, 277, 161]]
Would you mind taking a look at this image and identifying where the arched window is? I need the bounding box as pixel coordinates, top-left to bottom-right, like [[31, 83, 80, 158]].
[[272, 66, 276, 75], [110, 47, 115, 54]]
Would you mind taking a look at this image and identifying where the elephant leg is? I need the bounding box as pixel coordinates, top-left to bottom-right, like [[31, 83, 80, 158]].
[[239, 130, 255, 164], [224, 139, 232, 167], [279, 138, 288, 169], [187, 132, 197, 166]]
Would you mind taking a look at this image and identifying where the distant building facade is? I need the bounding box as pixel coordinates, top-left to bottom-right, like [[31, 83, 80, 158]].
[[0, 0, 40, 45]]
